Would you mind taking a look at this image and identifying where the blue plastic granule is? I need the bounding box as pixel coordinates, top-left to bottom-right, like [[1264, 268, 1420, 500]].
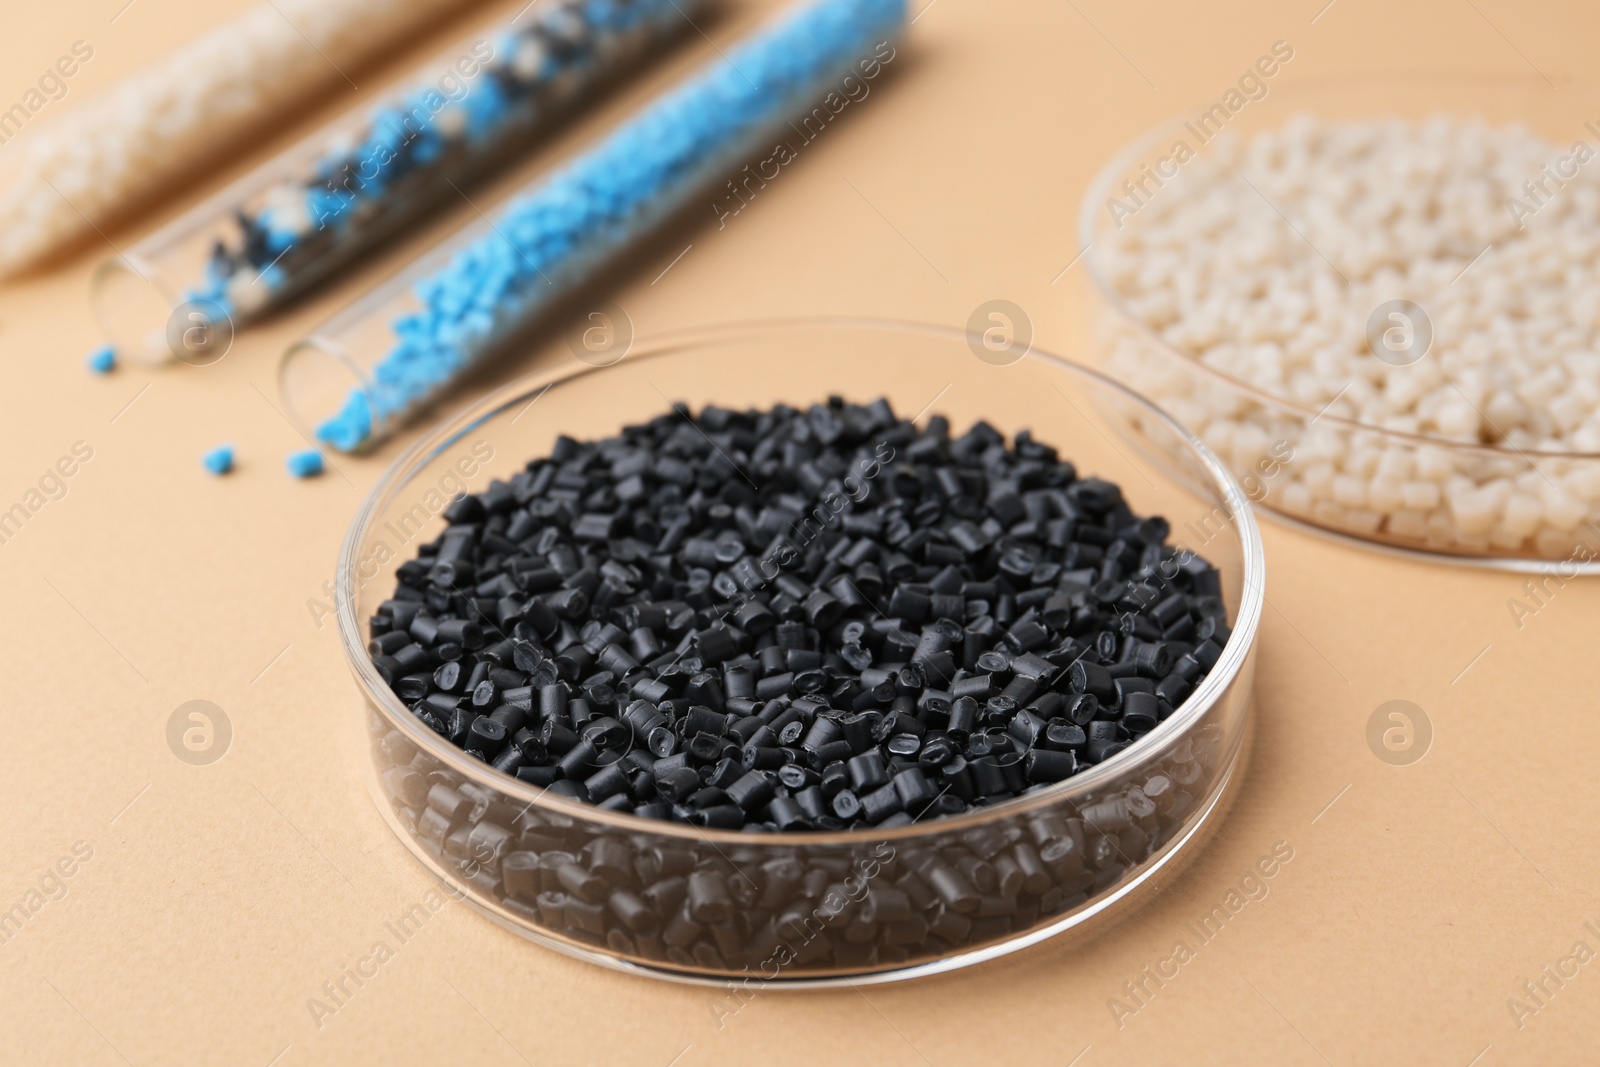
[[202, 445, 235, 475], [286, 449, 326, 479], [87, 346, 116, 374]]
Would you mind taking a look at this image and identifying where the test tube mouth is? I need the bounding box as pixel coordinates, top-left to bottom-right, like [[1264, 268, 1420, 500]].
[[89, 254, 183, 366], [281, 334, 385, 454]]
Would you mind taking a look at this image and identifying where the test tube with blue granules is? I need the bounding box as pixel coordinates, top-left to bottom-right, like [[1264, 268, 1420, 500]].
[[89, 0, 707, 366], [279, 0, 907, 453]]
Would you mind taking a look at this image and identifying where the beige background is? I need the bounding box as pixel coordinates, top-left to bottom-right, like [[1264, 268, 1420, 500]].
[[2, 0, 1598, 1063]]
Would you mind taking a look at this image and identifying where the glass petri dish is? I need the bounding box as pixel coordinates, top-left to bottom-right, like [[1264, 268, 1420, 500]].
[[337, 317, 1264, 985], [1080, 73, 1600, 572]]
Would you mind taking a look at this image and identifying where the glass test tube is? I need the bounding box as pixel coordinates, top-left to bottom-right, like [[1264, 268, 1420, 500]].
[[90, 0, 710, 366]]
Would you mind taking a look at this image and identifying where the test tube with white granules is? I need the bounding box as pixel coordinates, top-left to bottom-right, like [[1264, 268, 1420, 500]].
[[279, 0, 907, 453], [89, 0, 708, 366]]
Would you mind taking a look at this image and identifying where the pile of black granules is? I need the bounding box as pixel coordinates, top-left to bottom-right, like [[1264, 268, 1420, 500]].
[[367, 398, 1229, 831]]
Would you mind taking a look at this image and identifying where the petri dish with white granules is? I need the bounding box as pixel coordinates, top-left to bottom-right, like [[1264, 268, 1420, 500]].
[[1081, 74, 1600, 571]]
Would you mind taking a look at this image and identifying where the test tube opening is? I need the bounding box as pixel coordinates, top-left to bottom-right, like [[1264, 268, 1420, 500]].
[[281, 335, 383, 454], [89, 254, 184, 366]]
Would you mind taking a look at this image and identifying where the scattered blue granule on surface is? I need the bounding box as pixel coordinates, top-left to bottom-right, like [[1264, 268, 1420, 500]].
[[87, 345, 116, 374], [286, 448, 325, 478], [313, 0, 906, 453], [202, 444, 235, 475]]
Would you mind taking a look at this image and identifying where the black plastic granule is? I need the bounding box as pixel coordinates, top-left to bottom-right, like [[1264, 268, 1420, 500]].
[[367, 397, 1229, 831]]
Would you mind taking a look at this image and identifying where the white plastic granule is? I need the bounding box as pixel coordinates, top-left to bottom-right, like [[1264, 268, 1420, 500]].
[[0, 0, 465, 278], [1099, 115, 1600, 558]]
